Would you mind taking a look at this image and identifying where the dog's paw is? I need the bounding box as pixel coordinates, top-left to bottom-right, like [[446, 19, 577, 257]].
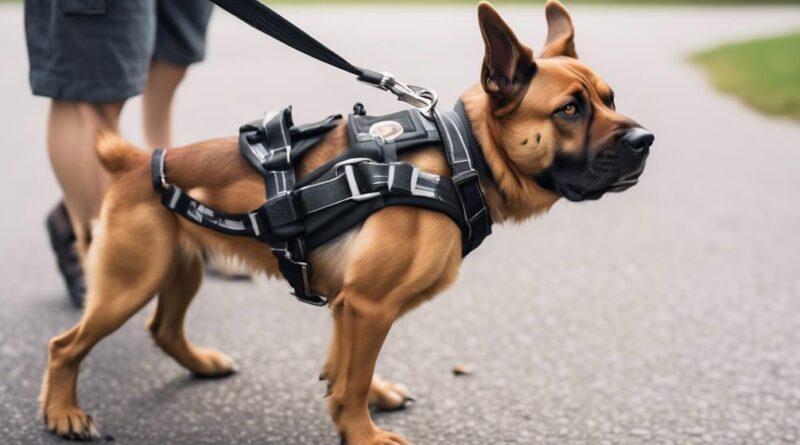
[[342, 429, 412, 445], [369, 376, 415, 412], [43, 407, 101, 441], [191, 348, 238, 378]]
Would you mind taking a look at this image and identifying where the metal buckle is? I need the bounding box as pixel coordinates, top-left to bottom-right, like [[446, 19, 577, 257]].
[[334, 158, 382, 202], [158, 149, 173, 190], [292, 261, 328, 306], [360, 72, 439, 117], [273, 247, 328, 306]]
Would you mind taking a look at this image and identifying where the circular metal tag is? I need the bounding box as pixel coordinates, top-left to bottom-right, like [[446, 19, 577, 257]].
[[368, 120, 404, 143]]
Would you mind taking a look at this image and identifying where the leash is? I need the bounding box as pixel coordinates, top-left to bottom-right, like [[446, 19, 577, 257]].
[[208, 0, 439, 115]]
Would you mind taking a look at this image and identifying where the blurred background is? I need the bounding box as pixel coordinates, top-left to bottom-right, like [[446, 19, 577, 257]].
[[1, 1, 799, 444]]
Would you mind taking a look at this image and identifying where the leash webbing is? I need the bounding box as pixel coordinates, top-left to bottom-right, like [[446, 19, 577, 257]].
[[208, 0, 384, 85], [207, 0, 438, 112]]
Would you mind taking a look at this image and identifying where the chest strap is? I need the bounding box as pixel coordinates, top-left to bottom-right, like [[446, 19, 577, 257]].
[[432, 106, 493, 255]]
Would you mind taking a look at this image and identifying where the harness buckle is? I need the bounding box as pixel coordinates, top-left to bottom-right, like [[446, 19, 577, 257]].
[[272, 246, 328, 306], [334, 158, 382, 202], [387, 163, 419, 195]]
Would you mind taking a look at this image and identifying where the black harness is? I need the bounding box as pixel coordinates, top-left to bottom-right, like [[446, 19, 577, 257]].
[[152, 101, 493, 305]]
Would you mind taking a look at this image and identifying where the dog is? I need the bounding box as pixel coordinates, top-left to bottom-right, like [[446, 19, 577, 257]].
[[40, 1, 652, 444]]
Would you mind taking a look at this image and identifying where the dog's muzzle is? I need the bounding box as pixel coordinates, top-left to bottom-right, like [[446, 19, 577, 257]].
[[538, 127, 654, 202]]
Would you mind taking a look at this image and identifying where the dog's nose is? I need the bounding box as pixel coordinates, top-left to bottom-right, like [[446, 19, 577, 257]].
[[623, 127, 654, 153]]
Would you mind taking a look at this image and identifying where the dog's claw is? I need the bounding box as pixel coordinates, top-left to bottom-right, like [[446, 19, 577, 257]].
[[375, 395, 416, 413], [43, 408, 101, 441]]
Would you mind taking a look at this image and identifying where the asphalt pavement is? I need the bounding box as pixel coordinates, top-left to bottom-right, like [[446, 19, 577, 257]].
[[2, 4, 800, 445]]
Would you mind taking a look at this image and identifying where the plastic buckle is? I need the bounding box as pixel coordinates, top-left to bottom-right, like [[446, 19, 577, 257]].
[[334, 158, 382, 202], [387, 163, 419, 195], [452, 169, 479, 186]]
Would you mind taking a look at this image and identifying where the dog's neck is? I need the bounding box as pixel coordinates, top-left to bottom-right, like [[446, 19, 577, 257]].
[[459, 86, 560, 223]]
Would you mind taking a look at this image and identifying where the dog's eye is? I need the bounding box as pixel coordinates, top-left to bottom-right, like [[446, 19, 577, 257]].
[[561, 103, 578, 117]]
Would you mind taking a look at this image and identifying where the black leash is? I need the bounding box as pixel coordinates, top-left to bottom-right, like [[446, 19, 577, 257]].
[[208, 0, 438, 113]]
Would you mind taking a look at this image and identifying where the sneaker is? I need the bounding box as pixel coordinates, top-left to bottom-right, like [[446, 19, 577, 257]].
[[45, 202, 86, 308]]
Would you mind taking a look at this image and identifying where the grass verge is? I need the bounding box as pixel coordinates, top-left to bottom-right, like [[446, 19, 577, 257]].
[[692, 32, 800, 121]]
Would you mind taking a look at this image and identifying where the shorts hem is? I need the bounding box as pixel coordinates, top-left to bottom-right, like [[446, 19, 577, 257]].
[[29, 69, 148, 102], [152, 51, 206, 67]]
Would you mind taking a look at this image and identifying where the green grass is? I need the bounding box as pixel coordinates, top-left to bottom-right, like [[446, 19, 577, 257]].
[[692, 32, 800, 121]]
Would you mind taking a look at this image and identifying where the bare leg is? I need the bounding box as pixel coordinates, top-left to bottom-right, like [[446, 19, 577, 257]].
[[47, 100, 122, 260], [141, 59, 187, 148], [147, 253, 236, 377]]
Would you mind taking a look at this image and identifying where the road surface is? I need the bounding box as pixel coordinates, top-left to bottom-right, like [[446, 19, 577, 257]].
[[1, 4, 800, 445]]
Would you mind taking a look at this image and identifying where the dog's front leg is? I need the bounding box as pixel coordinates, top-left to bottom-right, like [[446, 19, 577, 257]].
[[327, 290, 410, 445]]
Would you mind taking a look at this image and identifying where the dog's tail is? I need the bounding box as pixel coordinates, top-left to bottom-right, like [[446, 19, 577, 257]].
[[96, 131, 142, 174]]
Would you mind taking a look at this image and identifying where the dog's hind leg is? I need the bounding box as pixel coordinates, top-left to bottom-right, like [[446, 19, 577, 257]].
[[40, 202, 177, 440], [147, 252, 236, 377]]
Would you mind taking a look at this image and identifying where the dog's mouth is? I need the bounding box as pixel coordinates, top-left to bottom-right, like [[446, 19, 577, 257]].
[[539, 143, 650, 202], [606, 172, 641, 193], [558, 168, 644, 201]]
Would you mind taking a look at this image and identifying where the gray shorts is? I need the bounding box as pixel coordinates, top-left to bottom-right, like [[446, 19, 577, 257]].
[[25, 0, 213, 102]]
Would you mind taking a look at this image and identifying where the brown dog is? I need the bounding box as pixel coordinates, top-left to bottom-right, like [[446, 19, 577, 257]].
[[40, 1, 652, 444]]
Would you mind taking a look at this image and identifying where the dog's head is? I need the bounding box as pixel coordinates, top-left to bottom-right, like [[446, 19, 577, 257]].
[[471, 0, 653, 205]]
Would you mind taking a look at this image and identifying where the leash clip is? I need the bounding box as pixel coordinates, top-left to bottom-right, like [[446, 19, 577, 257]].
[[361, 72, 439, 117]]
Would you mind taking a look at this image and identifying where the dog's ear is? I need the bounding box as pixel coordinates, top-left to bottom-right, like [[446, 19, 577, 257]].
[[542, 0, 577, 59], [478, 2, 536, 115]]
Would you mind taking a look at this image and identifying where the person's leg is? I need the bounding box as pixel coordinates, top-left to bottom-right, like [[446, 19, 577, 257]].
[[143, 0, 213, 150], [141, 60, 186, 148], [47, 100, 123, 246], [45, 101, 124, 306], [26, 0, 157, 307]]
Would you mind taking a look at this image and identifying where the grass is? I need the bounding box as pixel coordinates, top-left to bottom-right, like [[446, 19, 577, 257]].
[[692, 32, 800, 121]]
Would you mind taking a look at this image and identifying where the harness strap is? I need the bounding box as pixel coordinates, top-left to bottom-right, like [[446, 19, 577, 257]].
[[249, 109, 324, 305], [151, 148, 262, 238], [259, 160, 461, 230], [431, 109, 493, 255]]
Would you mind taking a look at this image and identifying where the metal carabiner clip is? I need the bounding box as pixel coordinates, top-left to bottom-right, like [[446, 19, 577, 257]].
[[361, 72, 439, 118]]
